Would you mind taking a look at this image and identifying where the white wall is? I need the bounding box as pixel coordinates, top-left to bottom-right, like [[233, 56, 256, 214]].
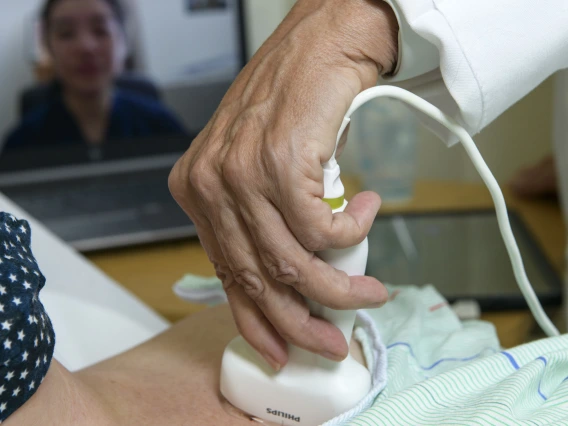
[[0, 0, 43, 139], [135, 0, 241, 85], [414, 76, 554, 183], [243, 0, 295, 57]]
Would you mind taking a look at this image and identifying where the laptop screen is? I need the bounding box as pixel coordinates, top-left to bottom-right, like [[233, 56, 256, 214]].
[[0, 0, 246, 178], [366, 210, 562, 311]]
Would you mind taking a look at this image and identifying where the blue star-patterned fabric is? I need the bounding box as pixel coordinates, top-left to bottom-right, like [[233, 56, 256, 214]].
[[0, 212, 55, 422]]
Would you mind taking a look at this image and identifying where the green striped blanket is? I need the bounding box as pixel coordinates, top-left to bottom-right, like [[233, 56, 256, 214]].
[[349, 285, 568, 425]]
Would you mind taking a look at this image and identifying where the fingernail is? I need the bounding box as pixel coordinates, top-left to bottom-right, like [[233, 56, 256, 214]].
[[369, 300, 387, 309], [265, 354, 281, 372], [320, 351, 345, 362]]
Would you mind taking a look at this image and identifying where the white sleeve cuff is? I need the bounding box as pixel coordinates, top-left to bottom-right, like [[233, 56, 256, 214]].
[[378, 0, 460, 145], [380, 0, 439, 83]]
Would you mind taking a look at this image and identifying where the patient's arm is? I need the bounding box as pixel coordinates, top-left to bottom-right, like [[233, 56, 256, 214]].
[[8, 304, 365, 426]]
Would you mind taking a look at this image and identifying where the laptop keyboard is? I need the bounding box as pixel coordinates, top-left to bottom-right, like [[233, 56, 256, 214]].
[[1, 168, 195, 250], [4, 168, 175, 219]]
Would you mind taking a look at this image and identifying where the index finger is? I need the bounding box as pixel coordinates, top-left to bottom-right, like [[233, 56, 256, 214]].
[[283, 189, 382, 252]]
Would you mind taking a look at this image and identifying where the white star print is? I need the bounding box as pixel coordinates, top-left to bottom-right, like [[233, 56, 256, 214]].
[[0, 303, 4, 312], [8, 274, 15, 282], [34, 338, 38, 347], [5, 371, 14, 381], [40, 331, 44, 340], [4, 255, 12, 261], [12, 297, 22, 306], [22, 352, 29, 362], [35, 359, 40, 368], [33, 270, 39, 276], [16, 234, 21, 242], [17, 330, 25, 341], [29, 381, 35, 390], [0, 386, 5, 396], [3, 339, 11, 350], [20, 370, 28, 380], [4, 225, 11, 233], [47, 335, 51, 344], [17, 253, 23, 259], [3, 360, 8, 367], [0, 286, 5, 296], [0, 402, 6, 412], [0, 321, 11, 331], [43, 355, 47, 364], [23, 281, 32, 290], [28, 315, 35, 325], [20, 225, 27, 234], [22, 247, 27, 253], [2, 242, 7, 250], [12, 387, 20, 397]]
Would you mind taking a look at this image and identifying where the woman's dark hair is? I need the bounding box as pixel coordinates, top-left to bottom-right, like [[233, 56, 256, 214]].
[[41, 0, 126, 28]]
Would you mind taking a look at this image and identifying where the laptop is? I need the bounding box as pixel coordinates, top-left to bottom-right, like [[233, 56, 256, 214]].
[[366, 210, 562, 311], [0, 0, 247, 252]]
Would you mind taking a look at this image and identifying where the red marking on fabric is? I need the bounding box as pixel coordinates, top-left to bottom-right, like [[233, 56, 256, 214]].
[[389, 289, 401, 301], [429, 302, 448, 312]]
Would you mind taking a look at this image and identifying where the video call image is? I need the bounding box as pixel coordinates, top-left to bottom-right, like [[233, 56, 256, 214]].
[[0, 0, 242, 166], [187, 0, 228, 11]]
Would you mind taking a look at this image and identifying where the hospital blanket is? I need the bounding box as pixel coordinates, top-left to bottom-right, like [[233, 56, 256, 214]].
[[350, 285, 568, 425], [173, 276, 568, 425]]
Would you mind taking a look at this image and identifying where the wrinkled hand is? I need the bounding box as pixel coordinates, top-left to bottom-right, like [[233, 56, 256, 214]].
[[169, 0, 398, 370]]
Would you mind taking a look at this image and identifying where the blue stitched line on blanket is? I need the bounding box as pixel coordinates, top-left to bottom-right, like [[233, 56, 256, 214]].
[[387, 342, 497, 371], [502, 352, 549, 401], [536, 357, 548, 401], [501, 351, 520, 370]]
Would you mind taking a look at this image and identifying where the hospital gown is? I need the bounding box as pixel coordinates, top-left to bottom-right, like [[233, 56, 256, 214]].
[[0, 213, 55, 423]]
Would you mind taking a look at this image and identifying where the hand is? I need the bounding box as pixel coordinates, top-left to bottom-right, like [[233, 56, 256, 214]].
[[169, 0, 398, 370]]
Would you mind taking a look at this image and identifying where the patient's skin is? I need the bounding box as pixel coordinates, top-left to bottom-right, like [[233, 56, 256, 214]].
[[7, 304, 366, 426]]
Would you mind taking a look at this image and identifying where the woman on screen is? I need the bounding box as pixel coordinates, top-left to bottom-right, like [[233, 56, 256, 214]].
[[3, 0, 186, 150]]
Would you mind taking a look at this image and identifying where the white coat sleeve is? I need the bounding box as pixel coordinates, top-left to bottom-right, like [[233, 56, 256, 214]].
[[381, 0, 568, 139]]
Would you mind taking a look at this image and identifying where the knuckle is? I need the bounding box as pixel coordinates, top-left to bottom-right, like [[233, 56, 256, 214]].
[[214, 263, 231, 284], [220, 153, 241, 184], [262, 137, 287, 170], [266, 259, 300, 285], [220, 276, 239, 295], [168, 158, 188, 202], [234, 270, 266, 302], [221, 147, 254, 187], [299, 231, 329, 252], [189, 158, 218, 197]]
